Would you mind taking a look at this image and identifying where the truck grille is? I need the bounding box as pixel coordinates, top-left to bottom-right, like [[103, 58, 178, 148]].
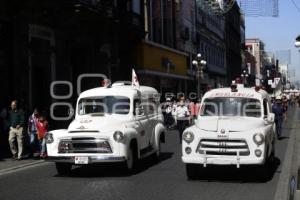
[[58, 137, 112, 154], [197, 139, 250, 156]]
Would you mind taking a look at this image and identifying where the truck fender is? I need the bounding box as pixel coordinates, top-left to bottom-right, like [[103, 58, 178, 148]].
[[154, 123, 166, 150]]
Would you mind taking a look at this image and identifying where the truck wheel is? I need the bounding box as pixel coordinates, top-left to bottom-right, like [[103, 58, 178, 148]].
[[156, 136, 162, 157], [256, 163, 269, 182], [270, 141, 275, 163], [123, 146, 137, 173], [152, 137, 162, 162], [186, 164, 199, 180], [55, 163, 72, 175], [257, 151, 272, 182]]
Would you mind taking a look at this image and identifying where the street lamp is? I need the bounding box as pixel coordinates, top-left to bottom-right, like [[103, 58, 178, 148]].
[[295, 35, 300, 48], [240, 70, 249, 85], [192, 53, 207, 97]]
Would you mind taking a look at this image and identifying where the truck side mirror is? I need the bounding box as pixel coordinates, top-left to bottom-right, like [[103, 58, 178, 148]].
[[268, 113, 275, 123]]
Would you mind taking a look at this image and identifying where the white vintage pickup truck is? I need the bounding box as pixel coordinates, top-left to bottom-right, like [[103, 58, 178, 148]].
[[182, 86, 276, 179], [45, 82, 165, 175]]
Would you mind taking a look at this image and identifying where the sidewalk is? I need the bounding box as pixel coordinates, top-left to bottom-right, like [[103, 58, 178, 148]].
[[0, 157, 45, 175], [274, 107, 300, 200]]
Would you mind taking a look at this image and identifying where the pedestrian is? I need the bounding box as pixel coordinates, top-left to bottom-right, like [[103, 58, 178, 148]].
[[163, 98, 175, 129], [195, 98, 202, 117], [36, 115, 48, 158], [175, 96, 190, 144], [298, 97, 300, 125], [189, 100, 195, 123], [27, 108, 40, 157], [282, 95, 288, 121], [272, 96, 286, 139], [8, 100, 25, 160]]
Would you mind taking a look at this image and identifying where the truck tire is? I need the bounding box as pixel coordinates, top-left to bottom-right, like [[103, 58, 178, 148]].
[[55, 163, 72, 175], [270, 140, 275, 163], [152, 136, 162, 162], [186, 164, 199, 180], [123, 145, 137, 174]]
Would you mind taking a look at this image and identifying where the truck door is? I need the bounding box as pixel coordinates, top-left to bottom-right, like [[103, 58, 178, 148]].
[[263, 99, 273, 141], [134, 99, 148, 150]]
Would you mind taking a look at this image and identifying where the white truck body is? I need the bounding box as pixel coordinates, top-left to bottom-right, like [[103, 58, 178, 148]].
[[46, 83, 165, 173], [182, 87, 276, 177]]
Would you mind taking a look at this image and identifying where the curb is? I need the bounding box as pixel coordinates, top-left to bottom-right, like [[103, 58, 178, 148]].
[[274, 110, 298, 200], [0, 160, 45, 176]]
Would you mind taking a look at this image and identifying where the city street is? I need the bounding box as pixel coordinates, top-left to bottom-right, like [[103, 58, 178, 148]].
[[1, 0, 300, 199], [0, 111, 296, 200]]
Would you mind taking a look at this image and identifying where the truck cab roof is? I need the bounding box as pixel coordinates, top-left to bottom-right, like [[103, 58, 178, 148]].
[[203, 87, 270, 101], [79, 83, 159, 100]]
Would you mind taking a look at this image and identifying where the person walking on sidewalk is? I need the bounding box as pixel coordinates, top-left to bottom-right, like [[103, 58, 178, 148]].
[[27, 108, 39, 157], [36, 115, 48, 158], [272, 96, 286, 139], [175, 96, 190, 144], [8, 100, 25, 160]]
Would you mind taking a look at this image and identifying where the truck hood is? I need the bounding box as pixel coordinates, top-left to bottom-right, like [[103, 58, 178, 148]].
[[68, 115, 130, 133], [195, 116, 264, 132]]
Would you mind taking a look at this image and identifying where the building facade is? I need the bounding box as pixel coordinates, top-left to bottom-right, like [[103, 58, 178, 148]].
[[138, 0, 228, 99], [225, 2, 243, 84], [245, 38, 265, 80], [136, 0, 191, 98], [0, 0, 144, 122]]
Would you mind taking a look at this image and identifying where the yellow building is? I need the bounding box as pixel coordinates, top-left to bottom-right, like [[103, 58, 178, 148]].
[[135, 40, 193, 97]]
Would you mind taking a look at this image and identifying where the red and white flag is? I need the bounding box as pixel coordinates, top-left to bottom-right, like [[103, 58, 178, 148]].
[[132, 69, 140, 87], [102, 78, 111, 87]]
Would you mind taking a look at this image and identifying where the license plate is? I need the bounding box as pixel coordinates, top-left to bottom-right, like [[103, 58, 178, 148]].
[[75, 156, 89, 164]]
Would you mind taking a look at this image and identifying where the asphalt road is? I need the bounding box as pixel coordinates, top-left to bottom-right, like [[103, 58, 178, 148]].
[[0, 112, 295, 200]]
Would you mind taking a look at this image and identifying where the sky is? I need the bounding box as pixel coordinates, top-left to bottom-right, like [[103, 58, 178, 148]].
[[245, 0, 300, 82]]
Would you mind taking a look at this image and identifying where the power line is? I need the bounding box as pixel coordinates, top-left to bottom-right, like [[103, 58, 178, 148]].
[[291, 0, 300, 12]]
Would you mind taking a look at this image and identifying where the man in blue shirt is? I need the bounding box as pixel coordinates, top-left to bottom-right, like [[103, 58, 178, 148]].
[[8, 100, 25, 160], [272, 97, 286, 139]]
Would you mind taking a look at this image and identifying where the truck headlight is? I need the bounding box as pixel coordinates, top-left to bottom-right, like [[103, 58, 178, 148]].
[[113, 131, 125, 142], [253, 133, 264, 145], [45, 133, 54, 144], [183, 132, 194, 143]]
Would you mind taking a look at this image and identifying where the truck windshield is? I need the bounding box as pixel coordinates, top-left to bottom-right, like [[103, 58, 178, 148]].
[[78, 96, 130, 115], [201, 97, 261, 118]]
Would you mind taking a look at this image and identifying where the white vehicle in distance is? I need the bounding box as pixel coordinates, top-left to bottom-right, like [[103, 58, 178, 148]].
[[46, 81, 165, 175], [182, 85, 276, 180]]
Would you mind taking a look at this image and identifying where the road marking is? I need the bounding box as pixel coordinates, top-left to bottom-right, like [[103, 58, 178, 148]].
[[0, 160, 47, 176]]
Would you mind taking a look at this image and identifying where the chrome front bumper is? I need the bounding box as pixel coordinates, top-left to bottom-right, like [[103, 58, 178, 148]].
[[46, 156, 126, 164]]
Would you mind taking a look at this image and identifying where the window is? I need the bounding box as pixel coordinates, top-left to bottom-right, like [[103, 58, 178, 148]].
[[201, 97, 261, 118], [145, 98, 158, 115], [134, 99, 145, 116], [78, 96, 130, 115]]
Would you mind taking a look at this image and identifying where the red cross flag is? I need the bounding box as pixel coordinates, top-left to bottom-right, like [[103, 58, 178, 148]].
[[102, 78, 111, 87], [132, 69, 140, 87]]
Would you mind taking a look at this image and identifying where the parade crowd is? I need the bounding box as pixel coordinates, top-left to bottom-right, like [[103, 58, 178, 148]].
[[0, 100, 48, 160], [0, 91, 300, 160]]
